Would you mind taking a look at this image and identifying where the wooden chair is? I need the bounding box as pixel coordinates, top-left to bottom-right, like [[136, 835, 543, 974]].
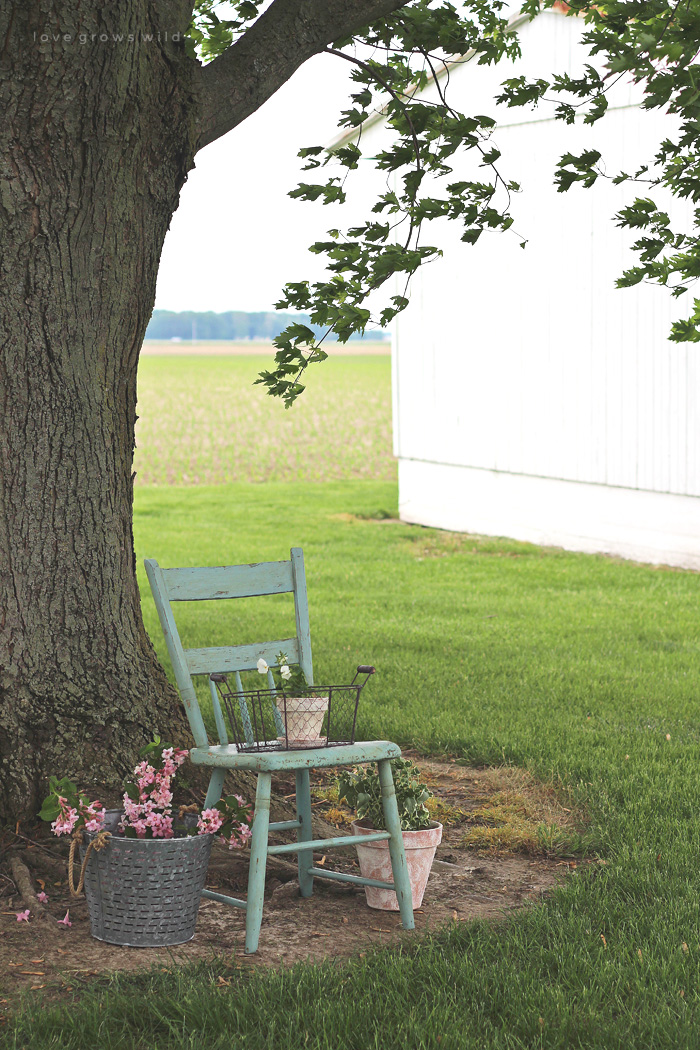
[[144, 548, 415, 953]]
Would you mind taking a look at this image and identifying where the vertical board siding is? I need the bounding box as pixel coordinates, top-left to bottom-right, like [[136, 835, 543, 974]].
[[389, 12, 698, 500]]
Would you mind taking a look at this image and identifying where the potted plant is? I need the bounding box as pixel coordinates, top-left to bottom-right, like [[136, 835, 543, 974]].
[[335, 758, 442, 911], [257, 653, 328, 746], [40, 737, 253, 947]]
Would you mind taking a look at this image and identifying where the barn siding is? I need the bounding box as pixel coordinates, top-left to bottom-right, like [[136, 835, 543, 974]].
[[385, 12, 700, 565]]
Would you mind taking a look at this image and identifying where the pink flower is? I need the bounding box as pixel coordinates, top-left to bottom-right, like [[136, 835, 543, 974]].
[[82, 801, 105, 832], [197, 808, 224, 835], [237, 823, 253, 844], [133, 761, 156, 784], [51, 815, 76, 835], [83, 803, 105, 833], [58, 910, 72, 927], [37, 892, 48, 903], [145, 812, 174, 838], [16, 910, 30, 922], [51, 799, 79, 836], [226, 822, 253, 849]]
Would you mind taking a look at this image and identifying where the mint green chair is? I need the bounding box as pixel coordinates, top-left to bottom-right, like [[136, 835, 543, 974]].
[[144, 548, 415, 953]]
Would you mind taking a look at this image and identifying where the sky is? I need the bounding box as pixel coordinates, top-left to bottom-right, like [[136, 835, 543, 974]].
[[154, 52, 362, 315]]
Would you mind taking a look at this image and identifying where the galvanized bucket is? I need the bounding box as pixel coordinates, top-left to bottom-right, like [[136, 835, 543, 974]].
[[80, 817, 213, 947]]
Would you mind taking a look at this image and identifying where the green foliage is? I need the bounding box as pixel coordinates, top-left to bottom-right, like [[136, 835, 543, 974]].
[[335, 758, 433, 830], [186, 0, 267, 62], [272, 651, 311, 698], [498, 0, 700, 341], [251, 0, 523, 405], [185, 0, 700, 405], [37, 775, 81, 823]]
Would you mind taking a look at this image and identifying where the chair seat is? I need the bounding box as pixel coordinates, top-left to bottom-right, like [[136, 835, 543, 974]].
[[189, 740, 401, 771]]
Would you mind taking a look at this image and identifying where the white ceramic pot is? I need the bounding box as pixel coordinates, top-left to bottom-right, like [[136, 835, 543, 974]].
[[351, 819, 443, 910], [277, 695, 328, 744]]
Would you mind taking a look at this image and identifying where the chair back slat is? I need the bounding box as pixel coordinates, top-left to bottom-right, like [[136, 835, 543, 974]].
[[144, 549, 313, 750], [183, 638, 300, 676], [208, 676, 229, 746], [161, 562, 294, 602]]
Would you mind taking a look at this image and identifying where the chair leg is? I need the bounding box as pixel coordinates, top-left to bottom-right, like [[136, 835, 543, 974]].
[[245, 771, 272, 953], [203, 768, 226, 810], [377, 759, 416, 932], [295, 769, 314, 898]]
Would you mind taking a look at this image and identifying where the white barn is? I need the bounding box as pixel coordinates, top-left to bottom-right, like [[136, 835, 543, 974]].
[[351, 9, 700, 569]]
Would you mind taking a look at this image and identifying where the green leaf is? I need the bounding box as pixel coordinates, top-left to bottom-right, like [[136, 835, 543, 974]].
[[39, 798, 60, 822]]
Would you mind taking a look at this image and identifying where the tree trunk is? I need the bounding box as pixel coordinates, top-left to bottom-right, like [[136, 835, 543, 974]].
[[0, 3, 198, 818], [0, 0, 408, 822]]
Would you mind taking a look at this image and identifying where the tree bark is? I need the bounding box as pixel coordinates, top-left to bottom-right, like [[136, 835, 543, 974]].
[[0, 0, 406, 821], [0, 1, 198, 818], [196, 0, 410, 149]]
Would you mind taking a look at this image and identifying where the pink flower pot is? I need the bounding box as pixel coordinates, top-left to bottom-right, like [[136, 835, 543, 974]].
[[351, 819, 443, 911]]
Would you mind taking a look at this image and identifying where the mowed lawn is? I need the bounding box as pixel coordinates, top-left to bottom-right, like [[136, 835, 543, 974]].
[[10, 353, 700, 1049]]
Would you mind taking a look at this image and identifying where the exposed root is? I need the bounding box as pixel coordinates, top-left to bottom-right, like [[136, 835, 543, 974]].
[[9, 854, 51, 920]]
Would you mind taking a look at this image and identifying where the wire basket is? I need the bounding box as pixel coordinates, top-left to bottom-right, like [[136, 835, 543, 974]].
[[211, 665, 375, 752]]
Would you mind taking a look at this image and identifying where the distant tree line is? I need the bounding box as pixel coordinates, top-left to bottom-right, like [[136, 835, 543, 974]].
[[145, 310, 388, 342]]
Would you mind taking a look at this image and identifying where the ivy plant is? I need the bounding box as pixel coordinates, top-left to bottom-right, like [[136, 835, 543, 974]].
[[335, 758, 433, 831]]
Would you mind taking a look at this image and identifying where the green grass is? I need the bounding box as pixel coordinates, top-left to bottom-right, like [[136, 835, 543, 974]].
[[134, 354, 394, 484], [8, 357, 700, 1047], [10, 479, 700, 1049]]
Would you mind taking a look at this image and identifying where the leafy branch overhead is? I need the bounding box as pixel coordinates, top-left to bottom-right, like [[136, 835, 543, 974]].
[[498, 0, 700, 343], [189, 0, 700, 407], [254, 0, 523, 405]]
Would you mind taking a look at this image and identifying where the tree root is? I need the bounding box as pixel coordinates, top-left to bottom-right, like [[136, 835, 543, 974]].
[[9, 854, 51, 920]]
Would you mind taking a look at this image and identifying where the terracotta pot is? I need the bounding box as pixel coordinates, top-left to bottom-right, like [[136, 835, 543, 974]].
[[276, 695, 328, 744], [351, 819, 443, 910]]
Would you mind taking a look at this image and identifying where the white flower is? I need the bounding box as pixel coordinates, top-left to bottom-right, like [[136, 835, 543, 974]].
[[280, 665, 292, 680], [257, 658, 269, 675]]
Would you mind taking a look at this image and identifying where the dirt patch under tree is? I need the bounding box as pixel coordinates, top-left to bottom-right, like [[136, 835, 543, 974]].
[[0, 755, 593, 1017]]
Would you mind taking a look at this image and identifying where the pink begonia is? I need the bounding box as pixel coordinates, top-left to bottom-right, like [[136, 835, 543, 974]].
[[58, 910, 72, 927], [37, 892, 48, 903], [16, 910, 30, 922], [197, 808, 224, 835]]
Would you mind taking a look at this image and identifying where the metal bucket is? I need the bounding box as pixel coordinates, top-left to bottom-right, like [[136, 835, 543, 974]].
[[81, 823, 213, 947]]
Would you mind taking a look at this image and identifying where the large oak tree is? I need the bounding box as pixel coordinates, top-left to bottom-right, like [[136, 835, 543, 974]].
[[2, 0, 698, 820], [0, 0, 414, 819]]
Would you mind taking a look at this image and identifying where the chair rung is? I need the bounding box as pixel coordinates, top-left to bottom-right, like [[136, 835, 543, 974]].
[[307, 867, 395, 891], [201, 888, 247, 909], [267, 831, 391, 856], [269, 819, 301, 831]]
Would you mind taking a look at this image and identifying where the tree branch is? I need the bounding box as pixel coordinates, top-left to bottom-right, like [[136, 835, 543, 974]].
[[196, 0, 410, 151]]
